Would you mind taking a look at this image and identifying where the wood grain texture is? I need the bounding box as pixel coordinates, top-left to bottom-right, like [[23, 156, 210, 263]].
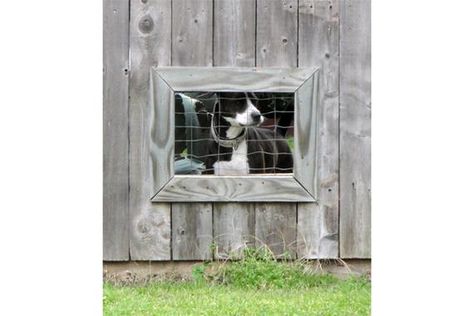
[[129, 0, 172, 260], [150, 73, 174, 192], [294, 70, 319, 198], [255, 0, 299, 258], [257, 0, 298, 67], [153, 176, 315, 202], [214, 0, 256, 67], [172, 203, 213, 260], [339, 0, 371, 258], [172, 0, 213, 66], [297, 0, 340, 259], [255, 203, 297, 258], [155, 67, 316, 92], [106, 0, 371, 263], [103, 0, 130, 261], [213, 203, 255, 259], [170, 0, 214, 260], [212, 0, 257, 261]]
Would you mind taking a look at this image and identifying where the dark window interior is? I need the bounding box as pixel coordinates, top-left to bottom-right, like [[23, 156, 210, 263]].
[[174, 92, 294, 176]]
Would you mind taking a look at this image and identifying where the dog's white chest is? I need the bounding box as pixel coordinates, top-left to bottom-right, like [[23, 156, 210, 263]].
[[213, 140, 249, 176]]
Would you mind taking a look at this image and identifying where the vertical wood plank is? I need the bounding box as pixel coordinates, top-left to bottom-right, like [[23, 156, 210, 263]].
[[256, 0, 298, 67], [172, 203, 213, 260], [171, 0, 214, 260], [339, 0, 371, 258], [214, 0, 256, 67], [255, 0, 298, 258], [297, 0, 339, 258], [103, 0, 130, 261], [172, 0, 213, 66], [255, 203, 297, 258], [212, 0, 257, 259], [129, 0, 172, 260], [213, 203, 255, 259]]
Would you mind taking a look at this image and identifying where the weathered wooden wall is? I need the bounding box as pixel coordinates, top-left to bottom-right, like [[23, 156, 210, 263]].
[[103, 0, 130, 260], [339, 0, 371, 258], [297, 0, 340, 259], [103, 0, 371, 261]]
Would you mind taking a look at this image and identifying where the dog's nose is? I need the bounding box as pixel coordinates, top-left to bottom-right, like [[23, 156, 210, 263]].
[[251, 112, 261, 122]]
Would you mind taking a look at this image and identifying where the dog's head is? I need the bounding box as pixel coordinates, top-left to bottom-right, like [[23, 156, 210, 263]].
[[215, 92, 264, 127]]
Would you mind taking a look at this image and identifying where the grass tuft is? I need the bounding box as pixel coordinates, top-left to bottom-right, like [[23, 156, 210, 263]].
[[193, 247, 338, 289]]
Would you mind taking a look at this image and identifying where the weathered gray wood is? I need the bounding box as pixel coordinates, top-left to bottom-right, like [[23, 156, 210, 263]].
[[150, 74, 174, 193], [129, 0, 172, 260], [257, 0, 298, 67], [255, 0, 299, 258], [103, 0, 130, 261], [172, 0, 213, 66], [339, 0, 371, 258], [154, 67, 317, 92], [214, 0, 256, 67], [212, 0, 257, 261], [153, 176, 315, 202], [104, 0, 371, 263], [213, 203, 255, 259], [172, 203, 213, 260], [150, 66, 317, 202], [255, 203, 297, 258], [130, 205, 171, 260], [170, 0, 214, 260], [294, 70, 320, 198], [297, 0, 340, 259]]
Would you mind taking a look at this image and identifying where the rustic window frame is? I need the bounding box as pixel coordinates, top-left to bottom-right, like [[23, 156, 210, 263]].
[[149, 67, 320, 202]]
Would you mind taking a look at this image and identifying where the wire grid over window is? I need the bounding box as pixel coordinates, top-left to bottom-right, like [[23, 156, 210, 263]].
[[174, 92, 295, 176]]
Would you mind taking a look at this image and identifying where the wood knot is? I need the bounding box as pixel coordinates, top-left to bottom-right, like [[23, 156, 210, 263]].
[[137, 221, 150, 234], [138, 15, 154, 34]]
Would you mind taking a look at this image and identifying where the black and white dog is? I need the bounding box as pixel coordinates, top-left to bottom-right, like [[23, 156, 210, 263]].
[[204, 92, 293, 175]]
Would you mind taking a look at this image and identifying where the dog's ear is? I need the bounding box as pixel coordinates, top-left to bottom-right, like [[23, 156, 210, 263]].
[[247, 92, 259, 107]]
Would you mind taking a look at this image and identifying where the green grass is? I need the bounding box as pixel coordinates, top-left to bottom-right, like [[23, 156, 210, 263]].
[[104, 278, 370, 316], [104, 248, 370, 315]]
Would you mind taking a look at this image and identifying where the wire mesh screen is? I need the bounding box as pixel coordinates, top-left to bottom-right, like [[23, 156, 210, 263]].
[[174, 92, 294, 176]]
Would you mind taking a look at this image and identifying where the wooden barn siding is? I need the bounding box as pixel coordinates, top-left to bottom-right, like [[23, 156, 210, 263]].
[[339, 0, 371, 258], [170, 0, 214, 260], [129, 0, 172, 260], [296, 0, 340, 259], [104, 0, 371, 260], [103, 0, 130, 260]]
